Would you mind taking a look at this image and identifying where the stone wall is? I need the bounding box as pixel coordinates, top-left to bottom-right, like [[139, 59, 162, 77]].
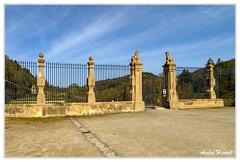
[[5, 101, 145, 118], [5, 51, 145, 118], [178, 99, 224, 109]]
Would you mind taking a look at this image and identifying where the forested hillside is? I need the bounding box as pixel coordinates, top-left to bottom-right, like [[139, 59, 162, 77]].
[[5, 55, 37, 102]]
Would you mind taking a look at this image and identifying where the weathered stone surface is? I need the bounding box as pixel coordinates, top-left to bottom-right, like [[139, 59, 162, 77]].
[[5, 101, 143, 118], [178, 99, 224, 109]]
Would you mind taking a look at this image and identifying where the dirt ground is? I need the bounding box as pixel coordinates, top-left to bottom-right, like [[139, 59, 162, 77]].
[[4, 107, 235, 158]]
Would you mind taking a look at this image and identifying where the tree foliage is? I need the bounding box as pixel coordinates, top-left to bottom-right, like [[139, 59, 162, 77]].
[[214, 58, 235, 100], [95, 75, 130, 101], [5, 55, 37, 102]]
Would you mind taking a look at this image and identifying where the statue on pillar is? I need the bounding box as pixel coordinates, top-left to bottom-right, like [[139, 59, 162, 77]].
[[129, 50, 144, 110], [131, 50, 140, 62], [162, 52, 179, 109], [165, 52, 175, 64]]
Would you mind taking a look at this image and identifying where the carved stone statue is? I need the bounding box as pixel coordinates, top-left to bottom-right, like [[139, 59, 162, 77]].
[[165, 52, 174, 64], [131, 50, 139, 61]]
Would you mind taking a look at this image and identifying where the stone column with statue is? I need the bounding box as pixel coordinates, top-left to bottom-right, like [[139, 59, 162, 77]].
[[162, 52, 179, 109], [129, 50, 145, 111]]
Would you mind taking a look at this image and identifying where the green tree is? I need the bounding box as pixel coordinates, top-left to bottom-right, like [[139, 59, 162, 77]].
[[178, 69, 192, 84], [5, 55, 37, 103]]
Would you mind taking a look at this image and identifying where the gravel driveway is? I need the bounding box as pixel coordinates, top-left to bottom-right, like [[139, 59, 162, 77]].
[[5, 107, 235, 157]]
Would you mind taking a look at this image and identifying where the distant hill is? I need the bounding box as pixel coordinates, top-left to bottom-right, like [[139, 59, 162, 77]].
[[95, 75, 130, 91]]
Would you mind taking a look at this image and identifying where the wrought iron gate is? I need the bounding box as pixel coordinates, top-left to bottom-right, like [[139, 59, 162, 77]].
[[142, 72, 164, 108]]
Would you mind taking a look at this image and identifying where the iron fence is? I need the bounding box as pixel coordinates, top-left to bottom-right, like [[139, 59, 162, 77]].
[[45, 62, 88, 103], [176, 66, 207, 99], [6, 58, 234, 106], [176, 66, 235, 103], [5, 59, 131, 104], [94, 64, 131, 102]]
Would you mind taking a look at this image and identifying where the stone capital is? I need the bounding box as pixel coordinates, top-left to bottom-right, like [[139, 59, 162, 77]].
[[134, 62, 143, 69]]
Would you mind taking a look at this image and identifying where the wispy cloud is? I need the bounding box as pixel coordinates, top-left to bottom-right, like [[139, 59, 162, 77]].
[[5, 5, 235, 75], [45, 7, 132, 61]]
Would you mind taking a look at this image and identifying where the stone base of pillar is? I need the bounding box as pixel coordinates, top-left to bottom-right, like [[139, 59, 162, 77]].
[[166, 100, 179, 109], [88, 94, 96, 103], [169, 100, 179, 109], [37, 95, 45, 105], [208, 91, 216, 99], [133, 101, 145, 111]]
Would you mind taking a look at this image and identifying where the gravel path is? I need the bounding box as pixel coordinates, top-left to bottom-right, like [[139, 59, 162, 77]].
[[76, 107, 235, 157], [5, 107, 235, 157], [5, 117, 101, 157]]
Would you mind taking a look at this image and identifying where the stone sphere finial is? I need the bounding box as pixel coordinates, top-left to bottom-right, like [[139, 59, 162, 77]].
[[89, 56, 93, 61], [38, 52, 45, 63], [39, 52, 44, 57], [88, 56, 94, 65]]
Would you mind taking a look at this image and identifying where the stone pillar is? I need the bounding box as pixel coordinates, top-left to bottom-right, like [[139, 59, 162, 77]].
[[87, 56, 96, 103], [129, 59, 135, 101], [162, 52, 179, 109], [129, 50, 144, 111], [37, 53, 46, 104], [206, 60, 216, 99], [134, 61, 143, 102]]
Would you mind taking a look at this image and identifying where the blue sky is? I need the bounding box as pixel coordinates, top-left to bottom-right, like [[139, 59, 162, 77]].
[[5, 5, 235, 75]]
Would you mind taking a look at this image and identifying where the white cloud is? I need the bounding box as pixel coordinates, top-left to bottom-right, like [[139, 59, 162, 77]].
[[45, 8, 131, 61]]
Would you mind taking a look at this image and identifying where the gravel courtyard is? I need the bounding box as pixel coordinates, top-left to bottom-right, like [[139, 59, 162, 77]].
[[5, 107, 235, 157]]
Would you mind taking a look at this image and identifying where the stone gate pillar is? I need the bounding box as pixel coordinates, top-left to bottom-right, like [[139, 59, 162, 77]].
[[162, 52, 179, 109], [129, 50, 144, 111], [129, 56, 136, 101], [87, 56, 96, 103], [37, 53, 46, 104], [206, 60, 216, 99]]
